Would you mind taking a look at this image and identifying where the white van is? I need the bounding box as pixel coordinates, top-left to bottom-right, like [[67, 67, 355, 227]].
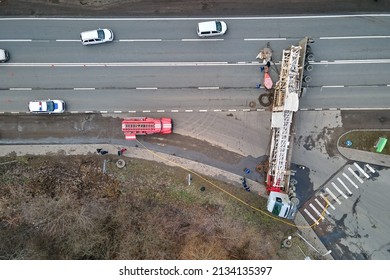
[[0, 49, 10, 62], [80, 28, 114, 46], [197, 21, 227, 37]]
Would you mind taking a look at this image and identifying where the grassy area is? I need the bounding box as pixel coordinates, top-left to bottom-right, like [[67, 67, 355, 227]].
[[338, 130, 390, 155], [0, 154, 313, 260]]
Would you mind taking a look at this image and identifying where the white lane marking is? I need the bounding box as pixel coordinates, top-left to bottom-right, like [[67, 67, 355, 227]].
[[365, 164, 376, 173], [342, 172, 359, 189], [198, 87, 219, 90], [322, 85, 345, 88], [114, 111, 122, 113], [0, 39, 32, 42], [136, 87, 158, 90], [354, 162, 370, 179], [348, 167, 364, 184], [244, 38, 287, 41], [128, 110, 136, 113], [84, 111, 94, 113], [100, 111, 108, 113], [213, 109, 222, 112], [142, 110, 151, 113], [199, 110, 208, 112], [228, 109, 237, 112], [182, 39, 224, 41], [315, 198, 330, 215], [326, 188, 342, 205], [0, 62, 234, 67], [320, 193, 336, 210], [331, 182, 348, 199], [10, 88, 32, 90], [309, 203, 325, 220], [1, 15, 390, 21], [119, 39, 162, 42], [243, 109, 251, 112], [74, 87, 95, 90], [304, 209, 319, 225], [56, 39, 79, 42], [185, 110, 193, 112], [320, 35, 390, 40], [156, 110, 165, 113], [337, 178, 353, 195], [171, 110, 179, 112]]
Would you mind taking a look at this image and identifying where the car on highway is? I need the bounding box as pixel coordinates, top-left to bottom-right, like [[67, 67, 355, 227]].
[[0, 48, 10, 62], [197, 20, 227, 37], [80, 28, 114, 45], [28, 99, 66, 114]]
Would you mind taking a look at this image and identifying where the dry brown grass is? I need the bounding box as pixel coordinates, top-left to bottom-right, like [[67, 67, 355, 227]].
[[0, 155, 311, 260]]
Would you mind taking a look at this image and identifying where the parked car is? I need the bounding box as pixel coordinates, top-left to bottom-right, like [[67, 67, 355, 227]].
[[28, 99, 65, 114], [0, 48, 10, 62], [80, 28, 114, 45], [197, 20, 227, 37]]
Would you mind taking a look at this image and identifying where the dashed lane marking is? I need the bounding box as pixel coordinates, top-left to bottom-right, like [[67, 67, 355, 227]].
[[337, 178, 353, 195], [309, 203, 325, 220], [315, 198, 330, 215], [320, 193, 336, 210], [342, 172, 359, 189], [354, 162, 370, 179], [331, 182, 348, 199], [326, 188, 342, 205], [304, 208, 319, 225], [365, 164, 376, 173], [348, 167, 364, 184]]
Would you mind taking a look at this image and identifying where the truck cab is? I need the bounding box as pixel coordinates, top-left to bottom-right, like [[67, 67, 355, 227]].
[[267, 192, 297, 219]]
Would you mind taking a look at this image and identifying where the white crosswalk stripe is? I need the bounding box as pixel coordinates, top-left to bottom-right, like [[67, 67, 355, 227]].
[[309, 203, 325, 220], [304, 208, 319, 225], [354, 162, 370, 179], [326, 187, 342, 205], [365, 164, 376, 173], [331, 182, 348, 199], [337, 177, 353, 195], [342, 172, 359, 189], [320, 193, 336, 210], [348, 167, 364, 184], [315, 198, 330, 215]]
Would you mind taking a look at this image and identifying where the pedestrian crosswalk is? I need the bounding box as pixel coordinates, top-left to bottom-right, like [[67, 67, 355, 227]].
[[302, 162, 376, 225]]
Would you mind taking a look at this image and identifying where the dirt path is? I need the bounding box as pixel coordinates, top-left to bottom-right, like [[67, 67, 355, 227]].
[[0, 0, 388, 16]]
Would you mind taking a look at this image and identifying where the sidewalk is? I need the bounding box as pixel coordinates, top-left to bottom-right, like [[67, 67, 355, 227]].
[[1, 143, 333, 259], [0, 143, 267, 196]]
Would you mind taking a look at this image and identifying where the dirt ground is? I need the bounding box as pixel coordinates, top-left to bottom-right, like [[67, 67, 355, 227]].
[[0, 154, 312, 260], [0, 0, 389, 16]]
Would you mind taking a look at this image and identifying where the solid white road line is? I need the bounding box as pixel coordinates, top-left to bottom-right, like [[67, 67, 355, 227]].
[[348, 167, 364, 184], [320, 35, 390, 40], [74, 88, 95, 90], [337, 178, 353, 195], [365, 164, 376, 173], [342, 172, 359, 188], [315, 198, 330, 215], [10, 88, 32, 90], [304, 208, 320, 225], [119, 39, 162, 42], [331, 182, 348, 199], [244, 38, 287, 41], [326, 188, 342, 205], [309, 203, 325, 220], [320, 193, 336, 210], [354, 162, 370, 179]]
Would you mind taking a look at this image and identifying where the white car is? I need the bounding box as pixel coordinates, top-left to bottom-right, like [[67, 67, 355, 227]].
[[28, 99, 65, 114], [197, 20, 227, 37], [0, 48, 10, 62], [80, 28, 114, 45]]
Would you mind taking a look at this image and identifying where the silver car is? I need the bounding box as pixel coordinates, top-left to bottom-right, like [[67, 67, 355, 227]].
[[80, 28, 114, 46]]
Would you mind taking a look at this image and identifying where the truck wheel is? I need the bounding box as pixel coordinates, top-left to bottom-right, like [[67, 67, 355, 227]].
[[116, 159, 126, 168], [306, 52, 315, 61], [303, 76, 312, 83], [305, 64, 314, 72]]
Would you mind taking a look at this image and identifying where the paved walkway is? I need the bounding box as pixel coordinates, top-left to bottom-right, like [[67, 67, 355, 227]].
[[0, 143, 334, 259]]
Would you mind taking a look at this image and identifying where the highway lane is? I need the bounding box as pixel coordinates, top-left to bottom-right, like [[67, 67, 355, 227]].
[[0, 88, 261, 113], [1, 15, 390, 113]]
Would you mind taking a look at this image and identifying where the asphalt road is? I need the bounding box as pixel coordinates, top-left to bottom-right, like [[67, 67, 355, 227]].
[[1, 16, 390, 113]]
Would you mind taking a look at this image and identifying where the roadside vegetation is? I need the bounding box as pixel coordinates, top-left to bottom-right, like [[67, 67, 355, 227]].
[[338, 130, 390, 155], [0, 154, 311, 259]]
